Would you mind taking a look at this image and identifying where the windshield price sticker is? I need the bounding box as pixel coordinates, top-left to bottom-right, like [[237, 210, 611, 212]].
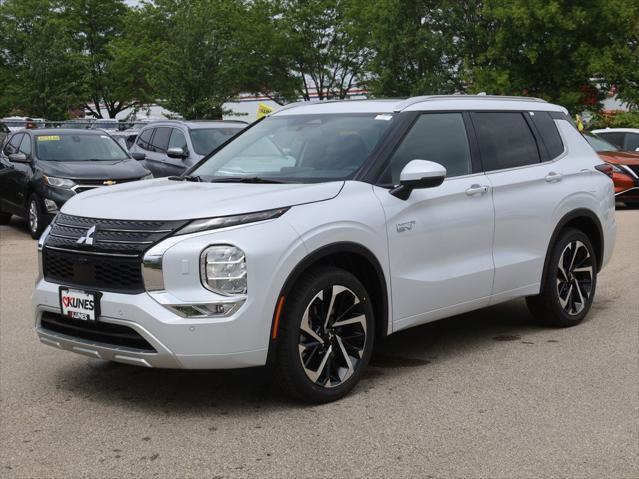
[[37, 135, 60, 141]]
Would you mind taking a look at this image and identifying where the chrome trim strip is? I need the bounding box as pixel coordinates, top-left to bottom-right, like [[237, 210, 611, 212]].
[[44, 245, 140, 258], [54, 221, 172, 234], [98, 238, 154, 245], [617, 164, 639, 179], [615, 186, 639, 196]]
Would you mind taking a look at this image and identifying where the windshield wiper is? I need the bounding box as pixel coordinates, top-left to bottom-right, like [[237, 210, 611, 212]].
[[168, 175, 202, 182], [209, 176, 285, 184]]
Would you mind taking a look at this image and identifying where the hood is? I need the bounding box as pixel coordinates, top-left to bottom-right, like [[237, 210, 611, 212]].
[[38, 159, 150, 180], [61, 178, 344, 220], [597, 151, 639, 166]]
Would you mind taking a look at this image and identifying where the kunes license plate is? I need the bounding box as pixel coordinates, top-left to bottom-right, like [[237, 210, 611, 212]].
[[59, 288, 101, 321]]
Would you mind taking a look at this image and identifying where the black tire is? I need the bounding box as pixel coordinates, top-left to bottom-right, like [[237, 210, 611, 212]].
[[0, 210, 11, 225], [274, 266, 375, 403], [526, 228, 597, 327], [27, 193, 46, 239]]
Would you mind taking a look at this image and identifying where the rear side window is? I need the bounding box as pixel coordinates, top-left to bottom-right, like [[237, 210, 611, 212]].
[[530, 112, 564, 159], [473, 112, 540, 171], [151, 127, 172, 153], [4, 134, 23, 155]]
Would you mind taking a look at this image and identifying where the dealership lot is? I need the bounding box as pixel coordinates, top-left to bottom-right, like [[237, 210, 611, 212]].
[[0, 210, 637, 478]]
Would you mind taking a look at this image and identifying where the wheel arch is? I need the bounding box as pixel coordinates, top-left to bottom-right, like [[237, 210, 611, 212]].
[[266, 241, 389, 364], [541, 208, 604, 288]]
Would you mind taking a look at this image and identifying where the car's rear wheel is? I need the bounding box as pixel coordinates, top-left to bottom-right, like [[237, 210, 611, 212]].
[[526, 228, 597, 327], [27, 194, 46, 239], [274, 266, 374, 403]]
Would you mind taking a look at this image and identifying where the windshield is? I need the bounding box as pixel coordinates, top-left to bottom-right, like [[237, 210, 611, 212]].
[[191, 114, 394, 182], [190, 128, 243, 155], [35, 134, 129, 161], [92, 122, 119, 130], [585, 133, 618, 152]]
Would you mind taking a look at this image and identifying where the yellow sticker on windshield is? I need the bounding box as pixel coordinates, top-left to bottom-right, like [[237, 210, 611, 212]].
[[37, 135, 60, 141]]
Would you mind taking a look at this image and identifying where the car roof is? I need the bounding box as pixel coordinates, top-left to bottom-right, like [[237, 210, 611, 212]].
[[592, 128, 639, 134], [22, 128, 111, 136], [140, 120, 247, 130], [271, 95, 567, 116]]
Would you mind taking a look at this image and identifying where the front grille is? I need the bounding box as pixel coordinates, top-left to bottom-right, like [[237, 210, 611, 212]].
[[44, 248, 145, 292], [40, 312, 156, 351], [43, 214, 186, 293]]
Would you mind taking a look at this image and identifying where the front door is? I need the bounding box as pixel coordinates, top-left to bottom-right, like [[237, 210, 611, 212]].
[[374, 112, 494, 330]]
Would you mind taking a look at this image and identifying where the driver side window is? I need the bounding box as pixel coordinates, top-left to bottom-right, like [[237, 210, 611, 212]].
[[383, 113, 472, 185], [4, 134, 23, 156], [19, 135, 32, 156]]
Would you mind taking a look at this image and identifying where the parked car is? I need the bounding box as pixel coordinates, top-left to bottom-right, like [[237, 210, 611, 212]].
[[1, 116, 29, 132], [109, 129, 139, 150], [129, 120, 247, 177], [0, 129, 152, 238], [33, 96, 615, 403], [90, 119, 120, 131], [592, 128, 639, 152], [0, 122, 9, 145], [584, 132, 639, 205]]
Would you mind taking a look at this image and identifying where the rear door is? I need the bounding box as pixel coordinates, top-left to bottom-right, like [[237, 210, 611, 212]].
[[375, 112, 494, 328], [473, 111, 569, 301], [0, 133, 24, 212], [135, 128, 162, 176]]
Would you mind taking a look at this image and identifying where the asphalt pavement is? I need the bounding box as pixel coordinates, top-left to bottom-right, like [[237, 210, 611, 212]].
[[1, 209, 637, 478]]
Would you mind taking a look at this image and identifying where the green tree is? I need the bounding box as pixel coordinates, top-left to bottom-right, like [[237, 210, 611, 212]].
[[140, 0, 248, 119], [64, 0, 152, 118], [0, 0, 84, 119], [464, 0, 639, 114], [358, 0, 465, 97], [275, 0, 369, 100]]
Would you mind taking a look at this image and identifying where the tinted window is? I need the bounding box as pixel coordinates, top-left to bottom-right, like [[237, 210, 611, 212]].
[[19, 135, 32, 155], [137, 128, 154, 151], [151, 127, 172, 153], [168, 128, 187, 150], [584, 133, 618, 152], [190, 128, 242, 155], [596, 132, 624, 149], [384, 113, 472, 184], [530, 111, 564, 159], [473, 112, 540, 171], [624, 133, 639, 151], [35, 134, 128, 161], [4, 134, 23, 155]]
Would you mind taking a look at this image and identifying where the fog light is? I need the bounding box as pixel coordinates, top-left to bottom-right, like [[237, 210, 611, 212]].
[[168, 300, 244, 318], [44, 198, 58, 213]]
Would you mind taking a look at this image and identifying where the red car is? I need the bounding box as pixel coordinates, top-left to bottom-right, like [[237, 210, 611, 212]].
[[584, 133, 639, 206]]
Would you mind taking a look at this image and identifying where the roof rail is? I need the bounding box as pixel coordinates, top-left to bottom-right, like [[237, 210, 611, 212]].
[[393, 94, 547, 112], [271, 98, 400, 116]]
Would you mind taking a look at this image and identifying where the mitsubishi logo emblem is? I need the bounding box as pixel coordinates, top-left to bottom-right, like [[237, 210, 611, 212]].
[[77, 225, 97, 246]]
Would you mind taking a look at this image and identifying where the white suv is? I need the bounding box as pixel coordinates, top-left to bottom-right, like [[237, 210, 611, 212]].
[[33, 96, 616, 403]]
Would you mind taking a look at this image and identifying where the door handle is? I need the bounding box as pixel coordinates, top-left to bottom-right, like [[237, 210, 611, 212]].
[[545, 171, 563, 182], [465, 184, 489, 196]]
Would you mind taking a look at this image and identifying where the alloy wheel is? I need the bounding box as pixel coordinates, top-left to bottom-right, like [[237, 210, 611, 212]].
[[28, 200, 38, 234], [556, 240, 594, 315], [298, 285, 368, 388]]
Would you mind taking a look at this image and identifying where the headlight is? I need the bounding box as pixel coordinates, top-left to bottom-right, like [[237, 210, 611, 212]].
[[200, 245, 247, 296], [43, 175, 75, 189], [178, 207, 288, 235]]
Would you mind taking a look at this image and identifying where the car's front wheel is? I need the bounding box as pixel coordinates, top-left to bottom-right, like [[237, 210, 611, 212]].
[[274, 266, 375, 403], [526, 228, 597, 327], [27, 194, 46, 239]]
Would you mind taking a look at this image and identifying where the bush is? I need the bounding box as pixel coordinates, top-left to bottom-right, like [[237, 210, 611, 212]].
[[588, 111, 639, 129]]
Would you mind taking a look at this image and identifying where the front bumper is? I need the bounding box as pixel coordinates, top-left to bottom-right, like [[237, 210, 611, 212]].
[[33, 216, 308, 369]]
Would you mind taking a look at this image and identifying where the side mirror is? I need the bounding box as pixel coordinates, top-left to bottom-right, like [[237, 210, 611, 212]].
[[8, 153, 29, 163], [390, 159, 446, 200], [131, 152, 146, 161], [167, 147, 187, 159]]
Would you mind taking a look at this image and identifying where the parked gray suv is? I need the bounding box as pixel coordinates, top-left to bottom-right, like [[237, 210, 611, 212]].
[[129, 120, 247, 177]]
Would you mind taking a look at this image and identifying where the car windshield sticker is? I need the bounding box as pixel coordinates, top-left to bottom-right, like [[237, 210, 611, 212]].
[[37, 135, 60, 141], [375, 114, 393, 121]]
